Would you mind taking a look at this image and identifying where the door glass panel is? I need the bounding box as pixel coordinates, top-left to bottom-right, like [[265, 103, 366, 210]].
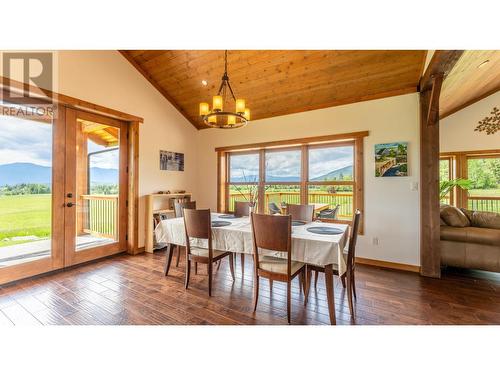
[[75, 119, 120, 251], [0, 103, 53, 267]]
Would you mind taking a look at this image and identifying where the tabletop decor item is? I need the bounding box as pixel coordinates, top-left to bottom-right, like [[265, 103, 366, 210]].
[[375, 142, 408, 177], [160, 150, 184, 171]]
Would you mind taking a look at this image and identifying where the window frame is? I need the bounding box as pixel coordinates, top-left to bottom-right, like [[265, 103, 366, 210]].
[[217, 131, 367, 232]]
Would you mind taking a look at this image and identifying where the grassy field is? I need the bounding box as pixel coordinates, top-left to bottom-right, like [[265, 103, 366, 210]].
[[0, 194, 51, 248], [468, 188, 500, 197]]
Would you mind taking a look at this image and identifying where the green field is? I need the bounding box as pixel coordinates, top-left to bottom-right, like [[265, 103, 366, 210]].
[[0, 194, 51, 248]]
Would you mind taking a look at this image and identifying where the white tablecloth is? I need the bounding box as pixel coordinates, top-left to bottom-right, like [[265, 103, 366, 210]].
[[155, 213, 349, 274]]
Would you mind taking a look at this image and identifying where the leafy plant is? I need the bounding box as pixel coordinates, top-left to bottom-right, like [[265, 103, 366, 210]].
[[439, 178, 471, 200]]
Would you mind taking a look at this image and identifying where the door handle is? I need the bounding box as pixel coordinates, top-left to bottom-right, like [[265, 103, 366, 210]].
[[66, 202, 75, 207], [67, 193, 73, 198]]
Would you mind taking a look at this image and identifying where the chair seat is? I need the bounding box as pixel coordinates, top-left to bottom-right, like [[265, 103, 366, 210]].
[[259, 255, 304, 275], [190, 247, 227, 258]]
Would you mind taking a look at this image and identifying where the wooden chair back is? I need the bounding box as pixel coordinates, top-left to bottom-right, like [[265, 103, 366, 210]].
[[251, 213, 292, 273], [174, 201, 196, 218], [234, 201, 251, 217], [346, 209, 361, 270], [287, 204, 314, 222], [183, 208, 211, 241]]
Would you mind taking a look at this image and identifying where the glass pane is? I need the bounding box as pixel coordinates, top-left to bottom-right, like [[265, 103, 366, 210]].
[[308, 184, 353, 220], [265, 149, 301, 182], [0, 105, 53, 267], [76, 120, 120, 251], [309, 146, 354, 181], [228, 184, 258, 212], [467, 157, 500, 213], [229, 153, 259, 183], [439, 159, 451, 205], [264, 185, 300, 213]]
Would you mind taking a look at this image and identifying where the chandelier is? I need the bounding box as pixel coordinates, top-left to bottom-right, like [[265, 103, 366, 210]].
[[199, 50, 250, 129]]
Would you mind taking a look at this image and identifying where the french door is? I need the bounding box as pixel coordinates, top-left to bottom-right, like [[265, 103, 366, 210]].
[[64, 109, 128, 266], [0, 104, 128, 284]]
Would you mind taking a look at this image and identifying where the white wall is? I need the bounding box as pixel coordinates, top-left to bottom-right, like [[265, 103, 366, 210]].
[[196, 93, 421, 266], [440, 91, 500, 152], [2, 50, 199, 248]]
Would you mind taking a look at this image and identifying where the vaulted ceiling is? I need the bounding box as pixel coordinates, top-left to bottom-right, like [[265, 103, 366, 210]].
[[120, 50, 427, 129]]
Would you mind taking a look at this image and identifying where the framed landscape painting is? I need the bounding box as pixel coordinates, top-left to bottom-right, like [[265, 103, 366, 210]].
[[375, 142, 408, 177]]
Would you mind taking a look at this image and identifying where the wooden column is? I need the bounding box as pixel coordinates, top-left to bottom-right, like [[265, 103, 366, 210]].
[[419, 51, 463, 278], [127, 121, 140, 254]]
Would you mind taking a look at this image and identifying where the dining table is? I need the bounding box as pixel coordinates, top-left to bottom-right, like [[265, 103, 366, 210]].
[[155, 213, 349, 324]]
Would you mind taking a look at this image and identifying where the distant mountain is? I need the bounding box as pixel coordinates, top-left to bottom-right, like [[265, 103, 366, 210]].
[[311, 165, 353, 181], [0, 162, 118, 186], [230, 165, 353, 183]]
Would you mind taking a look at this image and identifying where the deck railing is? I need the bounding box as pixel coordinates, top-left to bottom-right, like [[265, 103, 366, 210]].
[[229, 191, 354, 218], [81, 195, 118, 240], [468, 196, 500, 213]]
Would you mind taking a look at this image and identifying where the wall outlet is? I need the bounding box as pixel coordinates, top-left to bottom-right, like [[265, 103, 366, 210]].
[[372, 237, 379, 245]]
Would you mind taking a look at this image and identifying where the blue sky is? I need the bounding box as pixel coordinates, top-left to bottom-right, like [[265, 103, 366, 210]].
[[0, 115, 119, 170], [230, 146, 353, 180]]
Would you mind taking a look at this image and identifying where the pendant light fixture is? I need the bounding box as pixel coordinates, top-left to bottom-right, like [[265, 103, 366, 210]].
[[199, 50, 250, 129]]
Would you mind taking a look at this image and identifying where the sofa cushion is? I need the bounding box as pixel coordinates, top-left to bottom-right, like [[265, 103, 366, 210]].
[[440, 206, 470, 227], [440, 226, 468, 242], [441, 226, 500, 246], [469, 211, 500, 230]]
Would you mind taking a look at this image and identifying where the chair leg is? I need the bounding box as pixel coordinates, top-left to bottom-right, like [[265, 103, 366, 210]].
[[304, 266, 311, 306], [298, 269, 304, 295], [269, 279, 273, 292], [240, 253, 245, 275], [185, 254, 191, 290], [174, 246, 179, 267], [286, 280, 291, 324], [194, 262, 198, 275], [216, 260, 221, 271], [351, 272, 357, 299], [208, 262, 213, 297], [346, 270, 355, 319], [253, 275, 259, 312], [229, 254, 235, 281], [314, 270, 319, 289], [341, 274, 346, 288]]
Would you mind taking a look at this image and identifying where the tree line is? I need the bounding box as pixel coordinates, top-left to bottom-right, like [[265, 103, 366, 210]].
[[0, 183, 119, 196]]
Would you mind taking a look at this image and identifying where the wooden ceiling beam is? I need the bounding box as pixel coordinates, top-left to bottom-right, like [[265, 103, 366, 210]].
[[419, 50, 464, 92], [119, 50, 199, 129]]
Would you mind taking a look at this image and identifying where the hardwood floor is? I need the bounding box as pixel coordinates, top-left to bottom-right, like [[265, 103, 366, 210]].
[[0, 250, 499, 325]]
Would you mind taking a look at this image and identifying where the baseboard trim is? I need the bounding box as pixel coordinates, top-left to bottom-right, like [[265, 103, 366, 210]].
[[355, 257, 421, 273]]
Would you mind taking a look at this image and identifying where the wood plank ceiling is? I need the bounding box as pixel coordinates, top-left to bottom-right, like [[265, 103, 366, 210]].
[[120, 50, 427, 129], [440, 50, 500, 119]]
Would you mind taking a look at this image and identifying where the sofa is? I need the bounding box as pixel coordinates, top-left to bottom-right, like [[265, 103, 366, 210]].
[[440, 205, 500, 273]]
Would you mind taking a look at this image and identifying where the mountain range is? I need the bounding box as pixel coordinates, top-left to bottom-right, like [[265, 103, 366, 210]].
[[0, 162, 118, 185], [231, 165, 353, 182]]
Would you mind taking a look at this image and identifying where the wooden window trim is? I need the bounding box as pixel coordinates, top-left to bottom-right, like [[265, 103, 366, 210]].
[[217, 132, 368, 233], [439, 149, 500, 211]]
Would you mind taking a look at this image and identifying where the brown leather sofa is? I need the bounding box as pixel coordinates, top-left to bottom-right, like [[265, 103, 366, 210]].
[[440, 206, 500, 273]]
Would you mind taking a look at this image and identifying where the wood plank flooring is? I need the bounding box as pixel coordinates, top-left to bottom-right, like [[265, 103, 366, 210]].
[[0, 250, 499, 325]]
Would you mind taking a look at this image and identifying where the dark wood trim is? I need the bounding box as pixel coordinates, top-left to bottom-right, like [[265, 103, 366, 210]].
[[119, 51, 198, 129], [440, 83, 500, 120], [214, 131, 369, 152], [0, 76, 144, 123], [427, 73, 443, 126], [419, 50, 464, 92]]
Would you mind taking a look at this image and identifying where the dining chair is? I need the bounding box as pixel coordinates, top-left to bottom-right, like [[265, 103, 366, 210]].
[[304, 209, 361, 319], [173, 201, 196, 267], [251, 212, 306, 324], [287, 204, 314, 222], [268, 202, 281, 215], [233, 201, 252, 274], [317, 204, 340, 220], [183, 208, 235, 296]]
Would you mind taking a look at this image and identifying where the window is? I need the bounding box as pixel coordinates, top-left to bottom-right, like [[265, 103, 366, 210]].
[[440, 150, 500, 214], [308, 144, 354, 219], [219, 132, 366, 229]]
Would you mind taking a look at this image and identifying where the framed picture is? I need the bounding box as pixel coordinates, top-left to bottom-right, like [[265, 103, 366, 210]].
[[375, 142, 408, 177], [160, 150, 184, 171]]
